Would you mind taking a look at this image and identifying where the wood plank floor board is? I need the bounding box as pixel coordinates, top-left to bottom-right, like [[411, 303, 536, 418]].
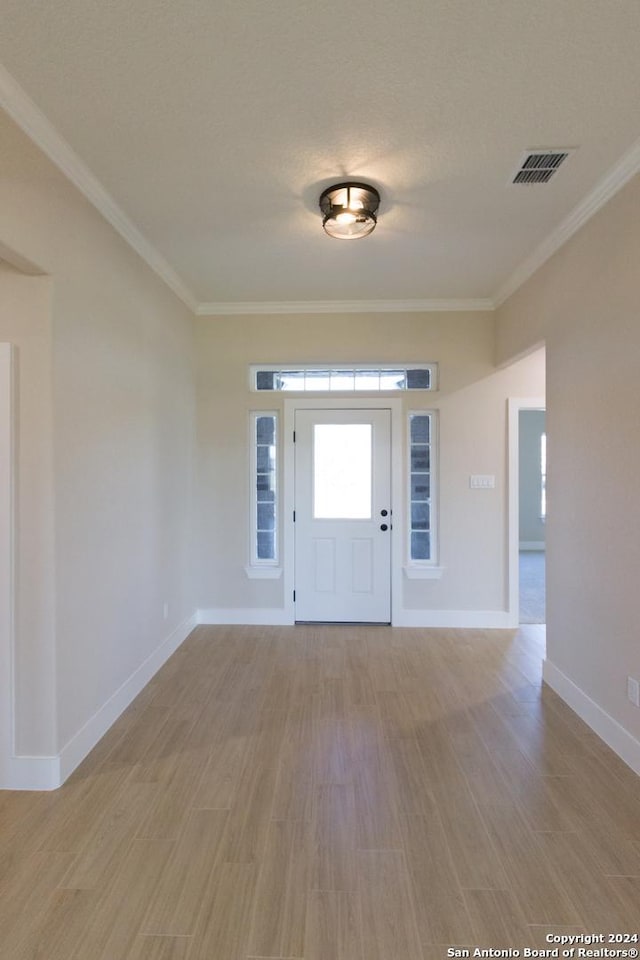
[[534, 831, 640, 929], [376, 689, 418, 739], [129, 708, 204, 784], [471, 698, 573, 778], [582, 827, 640, 877], [415, 721, 509, 890], [312, 718, 353, 786], [128, 936, 193, 960], [221, 756, 280, 864], [12, 887, 99, 960], [270, 716, 316, 822], [247, 818, 310, 959], [191, 733, 252, 810], [543, 769, 640, 842], [69, 838, 173, 960], [353, 747, 403, 850], [344, 652, 378, 706], [311, 782, 358, 892], [0, 791, 68, 859], [385, 736, 437, 817], [104, 699, 178, 769], [463, 888, 531, 947], [356, 849, 424, 960], [136, 745, 211, 840], [454, 707, 574, 834], [141, 808, 229, 936], [60, 777, 159, 889], [469, 776, 582, 925], [400, 813, 476, 946], [305, 889, 360, 960], [526, 925, 587, 946], [2, 766, 130, 858], [187, 861, 257, 960], [2, 624, 640, 957], [562, 747, 640, 839], [0, 851, 75, 958]]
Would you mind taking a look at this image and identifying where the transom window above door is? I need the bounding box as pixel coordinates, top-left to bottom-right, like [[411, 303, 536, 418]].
[[250, 364, 437, 392]]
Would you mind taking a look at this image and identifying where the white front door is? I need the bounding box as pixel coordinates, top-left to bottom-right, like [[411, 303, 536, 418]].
[[294, 408, 391, 622]]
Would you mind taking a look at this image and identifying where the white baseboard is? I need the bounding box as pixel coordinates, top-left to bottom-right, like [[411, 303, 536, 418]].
[[0, 613, 197, 791], [519, 541, 545, 551], [543, 659, 640, 776], [396, 609, 515, 629], [0, 754, 61, 791], [56, 612, 198, 787], [198, 607, 515, 629], [198, 608, 293, 626]]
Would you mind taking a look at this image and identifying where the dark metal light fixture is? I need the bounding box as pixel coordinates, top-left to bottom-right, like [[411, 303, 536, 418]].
[[319, 182, 380, 239]]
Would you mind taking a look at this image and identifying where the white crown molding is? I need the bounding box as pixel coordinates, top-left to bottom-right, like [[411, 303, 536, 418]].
[[0, 63, 198, 312], [4, 60, 639, 319], [196, 298, 495, 316], [495, 135, 640, 307]]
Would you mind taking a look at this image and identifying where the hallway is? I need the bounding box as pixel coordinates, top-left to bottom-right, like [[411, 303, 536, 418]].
[[519, 551, 546, 624], [1, 624, 639, 958]]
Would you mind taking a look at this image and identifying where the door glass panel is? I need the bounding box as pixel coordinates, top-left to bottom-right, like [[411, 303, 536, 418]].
[[313, 424, 372, 519], [379, 369, 405, 390], [280, 370, 305, 391], [305, 370, 331, 391], [354, 369, 381, 391], [329, 369, 355, 391], [411, 531, 430, 559]]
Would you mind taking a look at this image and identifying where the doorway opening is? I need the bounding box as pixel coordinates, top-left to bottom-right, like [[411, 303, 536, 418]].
[[518, 409, 546, 623], [508, 396, 546, 629]]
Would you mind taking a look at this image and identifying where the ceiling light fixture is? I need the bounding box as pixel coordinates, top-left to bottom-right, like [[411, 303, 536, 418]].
[[319, 182, 380, 239]]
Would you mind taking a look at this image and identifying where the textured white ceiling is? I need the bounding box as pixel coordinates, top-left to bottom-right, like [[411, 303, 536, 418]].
[[1, 0, 639, 307]]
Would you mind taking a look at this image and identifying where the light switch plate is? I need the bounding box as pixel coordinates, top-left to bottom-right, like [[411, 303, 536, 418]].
[[470, 474, 495, 489]]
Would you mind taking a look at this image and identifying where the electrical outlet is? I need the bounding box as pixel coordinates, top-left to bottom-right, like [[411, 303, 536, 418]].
[[627, 676, 640, 708]]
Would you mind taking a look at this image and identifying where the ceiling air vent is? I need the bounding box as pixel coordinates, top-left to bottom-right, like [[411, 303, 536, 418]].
[[511, 149, 573, 184]]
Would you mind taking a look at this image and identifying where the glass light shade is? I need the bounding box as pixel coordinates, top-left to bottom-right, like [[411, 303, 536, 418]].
[[319, 182, 380, 239]]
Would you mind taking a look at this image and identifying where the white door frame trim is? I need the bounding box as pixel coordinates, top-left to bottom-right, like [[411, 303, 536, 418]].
[[507, 396, 546, 626], [283, 398, 404, 626], [0, 343, 16, 787]]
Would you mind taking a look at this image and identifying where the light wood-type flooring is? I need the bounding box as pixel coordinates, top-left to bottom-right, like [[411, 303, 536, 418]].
[[1, 624, 640, 959]]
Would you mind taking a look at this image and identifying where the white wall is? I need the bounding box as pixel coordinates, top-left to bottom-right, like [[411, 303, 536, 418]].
[[496, 171, 640, 768], [195, 312, 545, 624], [519, 410, 546, 547], [0, 108, 196, 782]]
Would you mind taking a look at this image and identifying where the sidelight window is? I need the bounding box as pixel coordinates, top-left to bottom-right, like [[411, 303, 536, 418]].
[[251, 412, 278, 563], [408, 412, 436, 563]]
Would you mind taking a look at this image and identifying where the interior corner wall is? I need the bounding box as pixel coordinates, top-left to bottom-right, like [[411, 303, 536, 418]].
[[194, 312, 545, 623], [496, 170, 640, 764], [0, 107, 196, 774]]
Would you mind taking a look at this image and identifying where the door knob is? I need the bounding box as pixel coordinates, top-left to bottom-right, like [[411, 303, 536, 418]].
[[380, 523, 389, 531]]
